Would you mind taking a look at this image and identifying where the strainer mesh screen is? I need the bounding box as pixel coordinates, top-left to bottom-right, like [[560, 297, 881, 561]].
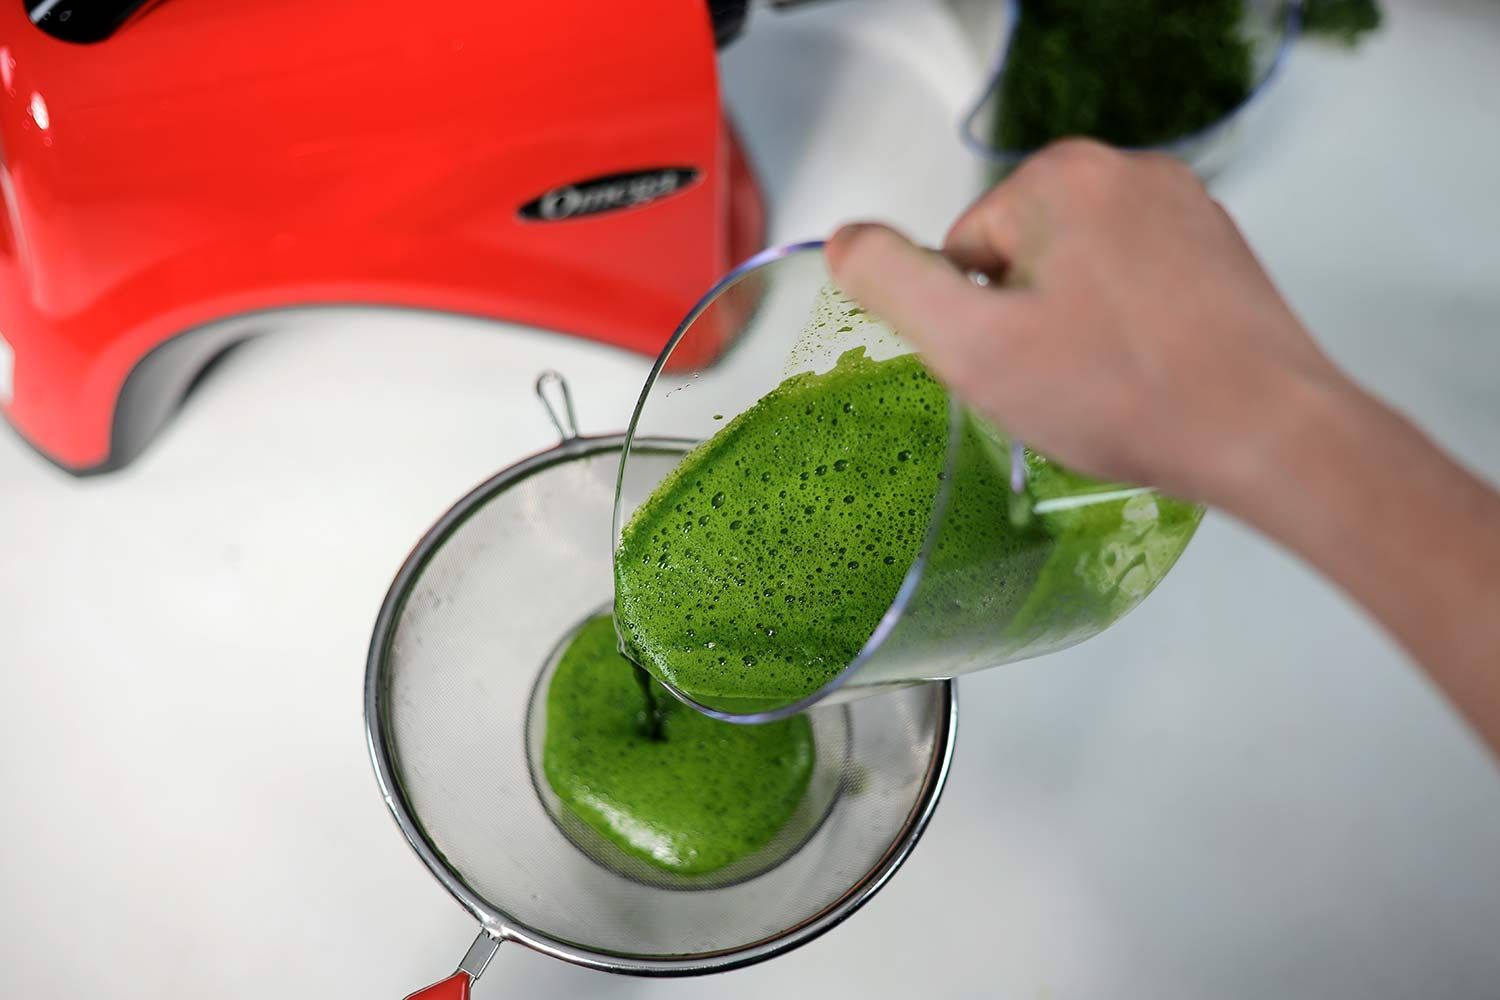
[[378, 439, 948, 960]]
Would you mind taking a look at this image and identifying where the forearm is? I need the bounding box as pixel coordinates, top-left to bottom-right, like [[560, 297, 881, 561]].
[[1217, 375, 1500, 756]]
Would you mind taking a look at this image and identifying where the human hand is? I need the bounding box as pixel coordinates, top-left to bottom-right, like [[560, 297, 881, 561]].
[[825, 139, 1351, 510], [828, 139, 1500, 756]]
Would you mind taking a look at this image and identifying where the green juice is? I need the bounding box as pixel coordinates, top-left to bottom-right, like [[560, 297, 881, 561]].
[[543, 333, 1197, 873], [541, 615, 814, 876], [616, 347, 1201, 712]]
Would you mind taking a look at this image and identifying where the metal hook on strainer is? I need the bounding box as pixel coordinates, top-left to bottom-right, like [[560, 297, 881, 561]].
[[534, 369, 579, 442], [366, 373, 958, 998]]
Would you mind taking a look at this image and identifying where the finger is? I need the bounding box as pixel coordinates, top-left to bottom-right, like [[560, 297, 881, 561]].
[[825, 222, 1031, 392], [941, 179, 1031, 280], [826, 222, 991, 341]]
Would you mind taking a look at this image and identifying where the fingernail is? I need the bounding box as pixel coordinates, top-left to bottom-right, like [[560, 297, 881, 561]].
[[830, 222, 879, 249], [827, 223, 879, 274]]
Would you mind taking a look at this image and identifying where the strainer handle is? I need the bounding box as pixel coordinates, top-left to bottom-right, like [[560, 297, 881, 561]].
[[535, 370, 581, 441], [402, 972, 472, 1000], [401, 932, 501, 1000]]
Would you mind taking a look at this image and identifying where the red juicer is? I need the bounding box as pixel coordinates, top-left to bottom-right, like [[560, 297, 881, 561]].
[[0, 0, 766, 473]]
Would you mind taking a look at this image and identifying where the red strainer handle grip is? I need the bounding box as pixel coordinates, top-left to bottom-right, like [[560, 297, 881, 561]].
[[403, 933, 499, 1000], [403, 972, 472, 1000]]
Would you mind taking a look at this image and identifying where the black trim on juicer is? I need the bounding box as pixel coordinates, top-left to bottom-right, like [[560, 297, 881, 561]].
[[708, 0, 752, 46], [517, 168, 700, 223], [26, 0, 153, 43]]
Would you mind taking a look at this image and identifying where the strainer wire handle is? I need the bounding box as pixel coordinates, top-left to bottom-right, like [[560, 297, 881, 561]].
[[401, 932, 500, 1000], [536, 370, 581, 442]]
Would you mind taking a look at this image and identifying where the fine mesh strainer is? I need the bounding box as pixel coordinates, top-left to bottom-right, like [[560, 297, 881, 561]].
[[366, 373, 958, 999]]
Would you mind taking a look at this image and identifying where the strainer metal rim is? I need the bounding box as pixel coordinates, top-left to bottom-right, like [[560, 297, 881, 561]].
[[364, 431, 959, 976]]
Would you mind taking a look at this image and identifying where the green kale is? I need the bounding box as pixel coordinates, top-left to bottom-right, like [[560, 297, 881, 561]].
[[1300, 0, 1382, 45], [995, 0, 1254, 151]]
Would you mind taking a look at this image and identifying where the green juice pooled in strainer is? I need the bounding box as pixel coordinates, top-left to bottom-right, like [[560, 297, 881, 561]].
[[542, 614, 814, 876], [615, 346, 1201, 712]]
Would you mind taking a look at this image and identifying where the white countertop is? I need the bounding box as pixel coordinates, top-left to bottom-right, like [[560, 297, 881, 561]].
[[2, 1, 1498, 997]]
